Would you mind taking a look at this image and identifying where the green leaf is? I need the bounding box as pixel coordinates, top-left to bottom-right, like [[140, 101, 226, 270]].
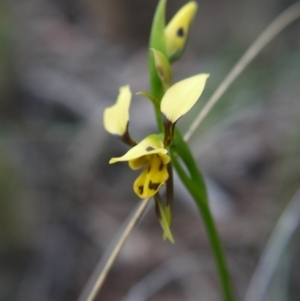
[[149, 0, 168, 102], [149, 0, 167, 58], [173, 128, 207, 193], [170, 131, 234, 301], [136, 91, 160, 109]]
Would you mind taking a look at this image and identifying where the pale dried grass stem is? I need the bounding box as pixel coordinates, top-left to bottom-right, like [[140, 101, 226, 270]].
[[78, 197, 151, 301]]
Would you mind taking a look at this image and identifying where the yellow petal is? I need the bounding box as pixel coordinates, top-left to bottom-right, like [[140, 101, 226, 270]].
[[159, 153, 170, 165], [128, 156, 149, 170], [133, 154, 169, 198], [165, 1, 197, 62], [103, 85, 131, 136], [161, 74, 209, 123], [109, 134, 169, 164]]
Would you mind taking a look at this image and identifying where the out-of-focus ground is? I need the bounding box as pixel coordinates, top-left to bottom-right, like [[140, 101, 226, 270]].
[[1, 0, 300, 300]]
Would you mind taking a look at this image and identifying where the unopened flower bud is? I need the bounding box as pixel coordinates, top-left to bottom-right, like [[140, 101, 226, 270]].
[[165, 1, 198, 62]]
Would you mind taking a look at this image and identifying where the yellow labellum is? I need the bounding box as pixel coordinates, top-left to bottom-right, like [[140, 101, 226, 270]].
[[165, 1, 198, 62], [161, 74, 209, 123], [133, 154, 169, 198], [103, 85, 131, 136]]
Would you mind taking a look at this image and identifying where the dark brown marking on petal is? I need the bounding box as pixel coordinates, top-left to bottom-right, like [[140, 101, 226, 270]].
[[148, 180, 161, 191], [177, 27, 184, 37], [158, 160, 164, 171], [138, 186, 144, 195], [146, 146, 154, 151], [148, 165, 151, 172]]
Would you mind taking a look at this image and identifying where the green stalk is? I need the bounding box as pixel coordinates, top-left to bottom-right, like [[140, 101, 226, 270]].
[[170, 148, 234, 301], [199, 201, 233, 301]]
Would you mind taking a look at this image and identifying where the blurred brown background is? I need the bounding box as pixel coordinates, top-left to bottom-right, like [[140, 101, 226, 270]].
[[1, 0, 300, 300]]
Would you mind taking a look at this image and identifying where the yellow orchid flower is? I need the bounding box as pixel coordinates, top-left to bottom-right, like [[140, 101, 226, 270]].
[[165, 1, 198, 62], [110, 134, 170, 198], [104, 73, 208, 242], [103, 85, 131, 136], [161, 73, 209, 124], [105, 74, 209, 198]]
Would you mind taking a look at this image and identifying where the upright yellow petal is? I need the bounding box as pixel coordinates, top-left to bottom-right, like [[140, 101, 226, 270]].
[[103, 85, 131, 136], [109, 134, 168, 164], [161, 74, 209, 123], [165, 1, 198, 62]]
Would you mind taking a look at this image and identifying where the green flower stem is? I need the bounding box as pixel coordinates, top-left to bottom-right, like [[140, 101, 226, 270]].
[[173, 128, 205, 186], [170, 145, 234, 301], [154, 105, 164, 133], [166, 163, 174, 207], [198, 199, 233, 301]]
